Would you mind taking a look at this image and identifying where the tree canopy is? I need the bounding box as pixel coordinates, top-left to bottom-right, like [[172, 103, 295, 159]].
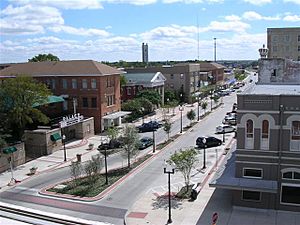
[[0, 76, 51, 140], [28, 53, 60, 62], [121, 125, 139, 168], [136, 90, 161, 106]]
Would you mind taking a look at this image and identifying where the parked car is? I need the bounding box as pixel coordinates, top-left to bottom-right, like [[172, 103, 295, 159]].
[[137, 121, 161, 133], [216, 124, 236, 134], [97, 138, 124, 150], [196, 136, 222, 148], [138, 137, 153, 150], [223, 117, 237, 126]]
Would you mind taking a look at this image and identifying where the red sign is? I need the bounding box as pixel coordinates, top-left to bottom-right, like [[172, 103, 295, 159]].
[[212, 212, 218, 223]]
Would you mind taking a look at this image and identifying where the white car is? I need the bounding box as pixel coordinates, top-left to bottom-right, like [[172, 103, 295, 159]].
[[216, 124, 235, 134]]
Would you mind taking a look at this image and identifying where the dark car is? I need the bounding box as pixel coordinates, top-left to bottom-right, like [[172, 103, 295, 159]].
[[138, 137, 153, 150], [196, 136, 222, 148], [137, 121, 161, 133], [97, 138, 124, 150]]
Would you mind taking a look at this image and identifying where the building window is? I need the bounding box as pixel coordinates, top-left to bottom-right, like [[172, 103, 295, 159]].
[[292, 121, 300, 140], [180, 74, 184, 79], [62, 79, 67, 89], [82, 97, 88, 108], [298, 35, 300, 42], [82, 79, 87, 89], [170, 74, 174, 79], [87, 124, 91, 133], [273, 46, 278, 52], [282, 171, 300, 180], [242, 190, 261, 202], [298, 46, 300, 51], [127, 87, 131, 95], [281, 185, 300, 205], [261, 120, 269, 139], [107, 95, 115, 106], [91, 79, 97, 89], [243, 168, 262, 178], [170, 84, 174, 88], [63, 100, 68, 111], [51, 79, 56, 89], [72, 79, 77, 89], [246, 120, 254, 138], [106, 77, 113, 87], [271, 69, 277, 77], [91, 97, 97, 108]]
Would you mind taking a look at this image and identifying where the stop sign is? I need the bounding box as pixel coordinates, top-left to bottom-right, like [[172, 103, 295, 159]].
[[212, 212, 218, 223]]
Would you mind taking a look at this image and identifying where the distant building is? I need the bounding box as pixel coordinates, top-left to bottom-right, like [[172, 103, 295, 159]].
[[0, 60, 129, 133], [211, 45, 300, 212], [267, 27, 300, 61], [121, 72, 166, 104], [142, 43, 149, 63], [126, 62, 225, 102]]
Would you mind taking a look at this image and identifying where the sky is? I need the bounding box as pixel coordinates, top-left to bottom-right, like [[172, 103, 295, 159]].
[[0, 0, 300, 63]]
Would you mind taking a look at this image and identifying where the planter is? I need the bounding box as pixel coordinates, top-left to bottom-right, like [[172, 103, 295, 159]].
[[29, 167, 37, 175]]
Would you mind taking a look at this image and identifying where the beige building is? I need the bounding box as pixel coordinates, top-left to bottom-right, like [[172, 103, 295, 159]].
[[267, 27, 300, 61]]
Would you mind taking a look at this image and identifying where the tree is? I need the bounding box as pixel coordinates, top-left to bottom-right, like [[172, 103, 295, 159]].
[[136, 90, 161, 106], [0, 76, 51, 140], [121, 125, 139, 168], [163, 119, 172, 140], [70, 161, 82, 184], [213, 95, 220, 106], [107, 126, 119, 141], [168, 148, 198, 188], [28, 53, 60, 62], [201, 101, 208, 114], [164, 90, 177, 103], [137, 97, 154, 114], [187, 109, 196, 126]]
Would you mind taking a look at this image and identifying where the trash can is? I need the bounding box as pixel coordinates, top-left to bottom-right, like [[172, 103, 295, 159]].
[[76, 154, 82, 162], [190, 183, 199, 201]]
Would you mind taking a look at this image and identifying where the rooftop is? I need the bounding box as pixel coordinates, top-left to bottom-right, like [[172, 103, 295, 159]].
[[241, 84, 300, 95], [0, 60, 123, 77]]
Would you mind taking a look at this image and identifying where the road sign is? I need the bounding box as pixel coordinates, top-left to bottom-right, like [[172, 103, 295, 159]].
[[212, 212, 218, 224]]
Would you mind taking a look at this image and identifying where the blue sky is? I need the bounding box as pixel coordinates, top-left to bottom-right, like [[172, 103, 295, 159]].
[[1, 0, 299, 63]]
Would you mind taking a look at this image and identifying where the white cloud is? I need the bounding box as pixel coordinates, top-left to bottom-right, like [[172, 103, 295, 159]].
[[224, 15, 241, 21], [105, 0, 157, 5], [284, 0, 300, 4], [50, 25, 110, 37], [243, 0, 272, 6], [283, 14, 300, 21], [0, 4, 64, 35], [9, 0, 103, 9], [203, 20, 250, 33], [242, 11, 280, 21], [162, 0, 223, 3]]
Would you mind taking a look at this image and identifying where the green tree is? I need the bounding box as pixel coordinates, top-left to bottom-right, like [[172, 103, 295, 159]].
[[28, 53, 60, 62], [164, 90, 177, 103], [0, 76, 51, 140], [136, 90, 161, 106], [187, 109, 196, 126], [201, 101, 208, 114], [107, 127, 119, 141], [163, 119, 172, 140], [168, 148, 198, 188], [121, 125, 139, 168], [137, 97, 153, 114], [213, 95, 220, 106]]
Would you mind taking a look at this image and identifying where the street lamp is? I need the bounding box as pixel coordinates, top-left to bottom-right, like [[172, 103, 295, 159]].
[[179, 105, 184, 133], [62, 134, 67, 162], [167, 98, 170, 114], [202, 138, 207, 169], [222, 130, 225, 143], [98, 143, 108, 185], [197, 96, 200, 121], [164, 165, 175, 224], [210, 90, 213, 112]]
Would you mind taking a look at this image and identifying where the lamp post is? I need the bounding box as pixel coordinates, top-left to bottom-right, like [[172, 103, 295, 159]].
[[62, 134, 67, 162], [210, 90, 213, 112], [197, 96, 200, 121], [222, 130, 225, 143], [179, 105, 183, 133], [152, 129, 156, 153], [167, 98, 170, 114], [164, 166, 175, 224], [202, 138, 207, 169]]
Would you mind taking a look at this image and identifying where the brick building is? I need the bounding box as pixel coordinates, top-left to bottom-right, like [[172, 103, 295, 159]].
[[0, 60, 125, 133]]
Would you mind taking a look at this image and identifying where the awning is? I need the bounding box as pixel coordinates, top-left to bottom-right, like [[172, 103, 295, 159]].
[[102, 111, 131, 120], [33, 95, 65, 107], [3, 146, 17, 154], [50, 133, 61, 141]]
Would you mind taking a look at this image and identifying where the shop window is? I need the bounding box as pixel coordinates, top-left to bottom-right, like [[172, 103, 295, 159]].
[[242, 190, 261, 202], [281, 185, 300, 205]]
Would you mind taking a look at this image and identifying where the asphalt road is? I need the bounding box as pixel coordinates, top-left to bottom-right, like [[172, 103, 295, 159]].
[[0, 84, 248, 225]]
